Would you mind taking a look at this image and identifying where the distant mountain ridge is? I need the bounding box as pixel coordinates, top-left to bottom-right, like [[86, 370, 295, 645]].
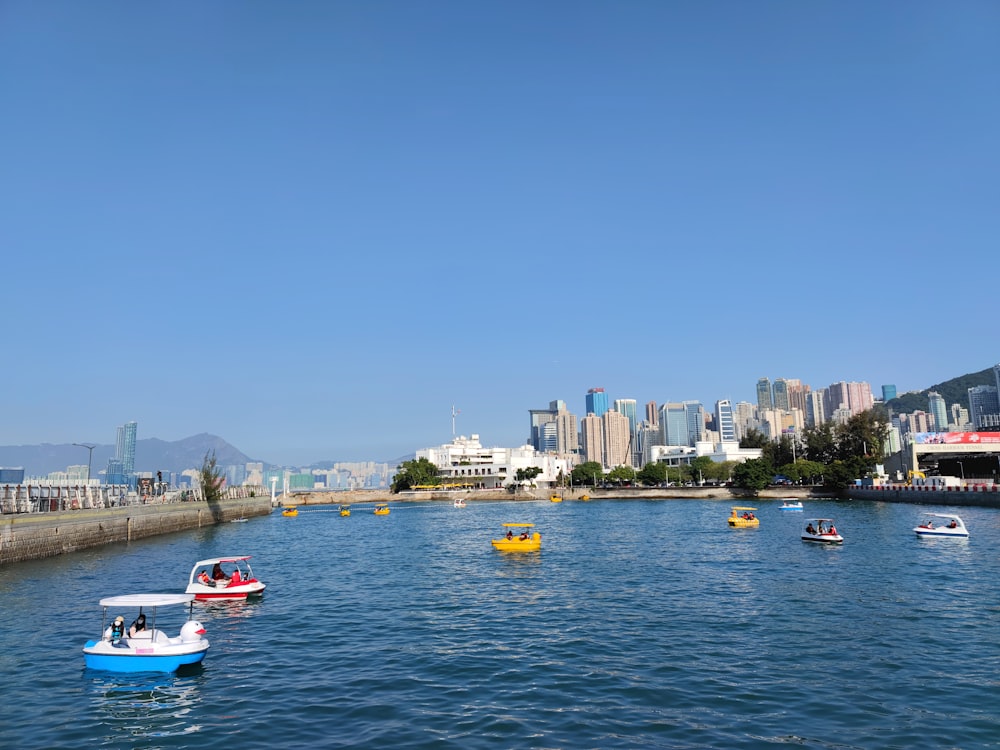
[[884, 367, 995, 416], [0, 433, 256, 479]]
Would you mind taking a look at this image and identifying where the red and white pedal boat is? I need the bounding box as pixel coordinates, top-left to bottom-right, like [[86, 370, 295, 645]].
[[185, 555, 266, 601]]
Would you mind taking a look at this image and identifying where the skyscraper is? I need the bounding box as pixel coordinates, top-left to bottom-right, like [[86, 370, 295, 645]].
[[580, 413, 604, 466], [107, 420, 137, 486], [928, 392, 948, 432], [968, 385, 1000, 430], [756, 378, 773, 410], [118, 421, 137, 475], [772, 379, 790, 411], [586, 388, 609, 418], [715, 400, 737, 442], [882, 384, 897, 402], [645, 401, 658, 426], [602, 409, 631, 468]]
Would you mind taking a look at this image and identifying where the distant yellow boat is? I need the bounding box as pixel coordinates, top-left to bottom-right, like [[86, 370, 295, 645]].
[[281, 506, 298, 518], [339, 505, 351, 517], [374, 504, 390, 516], [550, 494, 563, 503]]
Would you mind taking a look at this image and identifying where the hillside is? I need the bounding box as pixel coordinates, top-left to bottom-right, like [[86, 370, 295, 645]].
[[884, 367, 995, 416], [0, 434, 256, 478]]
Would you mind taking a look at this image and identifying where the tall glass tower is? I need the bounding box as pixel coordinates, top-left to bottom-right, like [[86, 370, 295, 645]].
[[928, 392, 948, 432], [772, 379, 790, 411], [586, 388, 609, 418], [107, 421, 138, 487], [756, 378, 773, 410]]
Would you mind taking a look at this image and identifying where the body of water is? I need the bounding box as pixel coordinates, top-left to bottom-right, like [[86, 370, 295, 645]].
[[1, 497, 997, 749]]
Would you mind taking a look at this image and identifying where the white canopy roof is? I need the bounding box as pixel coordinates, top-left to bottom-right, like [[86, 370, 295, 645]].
[[99, 593, 194, 608]]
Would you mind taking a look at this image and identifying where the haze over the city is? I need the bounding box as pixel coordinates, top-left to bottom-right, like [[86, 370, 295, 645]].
[[2, 3, 995, 464]]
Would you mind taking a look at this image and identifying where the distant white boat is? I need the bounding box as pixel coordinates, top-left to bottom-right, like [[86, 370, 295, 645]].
[[454, 498, 466, 508], [779, 500, 803, 511]]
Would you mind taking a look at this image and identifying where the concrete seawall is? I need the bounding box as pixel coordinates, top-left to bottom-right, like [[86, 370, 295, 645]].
[[0, 496, 272, 565], [847, 486, 1000, 508]]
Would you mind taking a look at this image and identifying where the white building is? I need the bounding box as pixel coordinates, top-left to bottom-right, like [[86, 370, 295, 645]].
[[650, 441, 763, 468], [416, 434, 572, 489]]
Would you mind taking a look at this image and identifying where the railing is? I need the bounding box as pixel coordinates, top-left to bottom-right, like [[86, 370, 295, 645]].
[[0, 484, 269, 514]]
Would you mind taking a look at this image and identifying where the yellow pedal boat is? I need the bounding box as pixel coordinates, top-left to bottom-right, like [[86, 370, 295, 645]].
[[374, 504, 390, 516], [281, 506, 298, 517], [550, 494, 563, 502], [339, 505, 351, 517], [491, 523, 541, 552], [728, 506, 759, 528]]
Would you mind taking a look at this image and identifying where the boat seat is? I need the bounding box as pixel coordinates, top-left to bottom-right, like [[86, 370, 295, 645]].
[[127, 629, 170, 645]]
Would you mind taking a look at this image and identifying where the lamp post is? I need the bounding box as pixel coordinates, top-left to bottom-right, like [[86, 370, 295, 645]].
[[72, 443, 96, 484], [957, 461, 965, 481]]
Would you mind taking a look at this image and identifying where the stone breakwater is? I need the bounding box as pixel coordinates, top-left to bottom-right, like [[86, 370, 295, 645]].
[[0, 496, 272, 565]]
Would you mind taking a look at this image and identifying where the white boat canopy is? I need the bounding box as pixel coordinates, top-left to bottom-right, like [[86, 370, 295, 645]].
[[99, 594, 195, 608], [920, 513, 964, 519], [191, 555, 253, 569]]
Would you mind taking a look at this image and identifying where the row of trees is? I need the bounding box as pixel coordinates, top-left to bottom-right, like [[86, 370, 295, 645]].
[[391, 410, 888, 495]]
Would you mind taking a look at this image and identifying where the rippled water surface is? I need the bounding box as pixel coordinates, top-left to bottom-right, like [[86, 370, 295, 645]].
[[1, 498, 998, 749]]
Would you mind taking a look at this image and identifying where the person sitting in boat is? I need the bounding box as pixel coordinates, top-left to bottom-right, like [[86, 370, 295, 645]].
[[229, 568, 243, 585], [198, 570, 213, 586], [506, 530, 514, 540], [828, 524, 837, 535], [109, 616, 125, 645], [212, 563, 228, 582], [948, 520, 958, 529], [519, 531, 529, 541], [806, 523, 816, 535], [129, 613, 147, 638]]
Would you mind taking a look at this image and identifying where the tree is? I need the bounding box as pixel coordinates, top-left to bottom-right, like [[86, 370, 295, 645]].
[[778, 459, 826, 485], [835, 409, 887, 463], [390, 458, 440, 493], [731, 457, 773, 495], [637, 462, 668, 486], [607, 465, 636, 485], [200, 450, 224, 503], [689, 456, 714, 484], [571, 461, 604, 487], [802, 423, 837, 465], [739, 428, 771, 449], [773, 434, 797, 467], [515, 467, 542, 486]]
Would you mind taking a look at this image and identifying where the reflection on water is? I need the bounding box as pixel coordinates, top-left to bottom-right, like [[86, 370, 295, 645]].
[[87, 671, 204, 740]]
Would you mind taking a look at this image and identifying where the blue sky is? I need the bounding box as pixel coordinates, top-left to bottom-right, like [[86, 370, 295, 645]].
[[2, 2, 997, 465]]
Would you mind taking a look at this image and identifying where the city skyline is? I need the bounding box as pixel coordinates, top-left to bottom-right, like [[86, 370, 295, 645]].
[[3, 3, 996, 464]]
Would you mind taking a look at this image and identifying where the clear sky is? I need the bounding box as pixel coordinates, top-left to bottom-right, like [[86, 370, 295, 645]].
[[2, 2, 997, 466]]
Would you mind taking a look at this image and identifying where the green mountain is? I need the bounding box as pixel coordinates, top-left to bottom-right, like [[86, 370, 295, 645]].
[[884, 367, 995, 415]]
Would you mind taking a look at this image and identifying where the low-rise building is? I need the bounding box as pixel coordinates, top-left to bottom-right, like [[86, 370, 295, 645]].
[[416, 434, 573, 488]]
